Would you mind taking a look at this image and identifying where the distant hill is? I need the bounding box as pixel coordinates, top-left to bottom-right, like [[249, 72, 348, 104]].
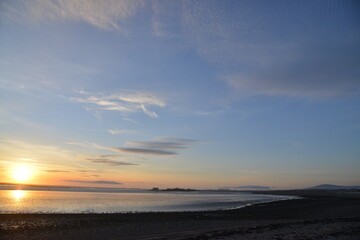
[[222, 185, 270, 190], [307, 184, 360, 190]]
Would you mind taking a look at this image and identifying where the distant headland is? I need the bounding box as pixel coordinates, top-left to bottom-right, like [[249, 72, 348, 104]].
[[150, 187, 197, 192]]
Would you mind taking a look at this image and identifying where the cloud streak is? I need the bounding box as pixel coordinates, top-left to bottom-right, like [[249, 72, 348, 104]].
[[111, 147, 177, 156], [68, 138, 203, 156], [116, 138, 205, 155], [126, 141, 189, 150], [108, 129, 138, 135], [159, 138, 207, 143], [83, 155, 139, 167], [0, 140, 82, 169], [87, 158, 138, 166], [71, 90, 166, 118], [64, 180, 122, 185], [45, 170, 70, 173]]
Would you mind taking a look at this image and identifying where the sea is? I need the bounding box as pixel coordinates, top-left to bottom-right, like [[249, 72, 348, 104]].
[[0, 188, 296, 214]]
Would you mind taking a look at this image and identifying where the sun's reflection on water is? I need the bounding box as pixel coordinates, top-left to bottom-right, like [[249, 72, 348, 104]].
[[11, 190, 26, 200]]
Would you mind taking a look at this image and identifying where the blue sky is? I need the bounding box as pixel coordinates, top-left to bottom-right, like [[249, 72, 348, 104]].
[[0, 0, 359, 189]]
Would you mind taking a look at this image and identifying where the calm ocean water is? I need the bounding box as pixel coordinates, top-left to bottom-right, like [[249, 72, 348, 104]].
[[0, 189, 295, 213]]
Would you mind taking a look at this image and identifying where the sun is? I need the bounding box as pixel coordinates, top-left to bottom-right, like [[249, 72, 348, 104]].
[[12, 167, 32, 182]]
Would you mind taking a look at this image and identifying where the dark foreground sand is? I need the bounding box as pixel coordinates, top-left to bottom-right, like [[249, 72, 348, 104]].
[[0, 190, 359, 240]]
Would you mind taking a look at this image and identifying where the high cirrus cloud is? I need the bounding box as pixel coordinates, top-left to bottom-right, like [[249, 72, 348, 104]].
[[71, 90, 166, 118], [180, 1, 360, 98], [226, 41, 360, 98], [3, 0, 145, 31]]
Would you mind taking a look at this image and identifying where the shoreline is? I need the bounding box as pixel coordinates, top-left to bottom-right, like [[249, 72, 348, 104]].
[[1, 190, 360, 239], [0, 196, 298, 215], [0, 189, 297, 214]]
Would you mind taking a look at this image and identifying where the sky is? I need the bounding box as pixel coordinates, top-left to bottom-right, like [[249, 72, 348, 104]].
[[0, 0, 359, 189]]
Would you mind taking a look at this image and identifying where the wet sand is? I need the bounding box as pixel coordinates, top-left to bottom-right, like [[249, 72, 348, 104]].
[[1, 190, 359, 240]]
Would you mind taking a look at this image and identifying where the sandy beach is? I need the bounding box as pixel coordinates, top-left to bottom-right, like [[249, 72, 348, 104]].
[[1, 190, 359, 240]]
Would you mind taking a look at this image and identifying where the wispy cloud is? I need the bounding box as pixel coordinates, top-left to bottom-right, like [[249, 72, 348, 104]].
[[64, 180, 122, 185], [151, 0, 181, 38], [0, 140, 112, 176], [45, 170, 70, 173], [111, 147, 177, 156], [66, 142, 115, 152], [140, 104, 158, 118], [115, 138, 205, 155], [66, 141, 92, 148], [71, 90, 166, 118], [77, 169, 102, 173], [108, 129, 138, 135], [122, 118, 138, 124], [67, 138, 204, 156], [82, 155, 139, 166], [4, 0, 145, 31], [0, 140, 80, 169], [0, 51, 98, 93], [159, 138, 207, 144], [88, 158, 138, 166], [126, 141, 188, 150], [66, 141, 113, 152], [193, 108, 230, 116]]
